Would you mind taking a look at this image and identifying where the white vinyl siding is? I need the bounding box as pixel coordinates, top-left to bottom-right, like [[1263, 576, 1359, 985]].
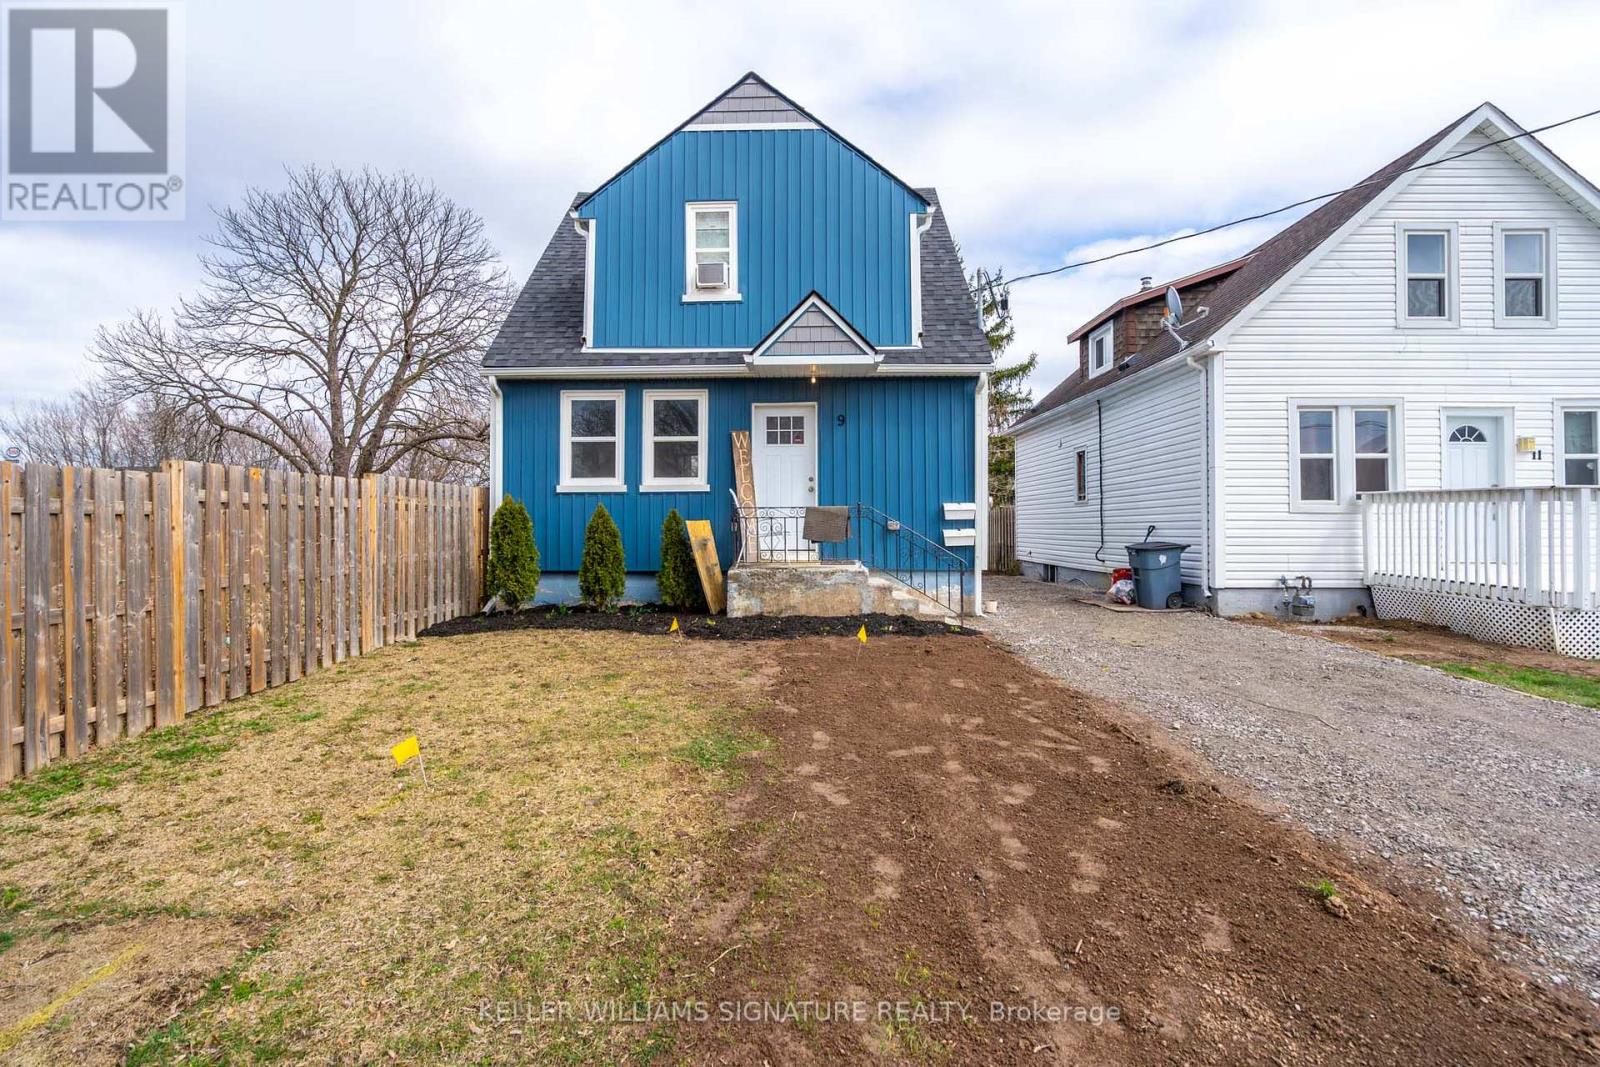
[[1014, 360, 1206, 584], [1219, 126, 1600, 589]]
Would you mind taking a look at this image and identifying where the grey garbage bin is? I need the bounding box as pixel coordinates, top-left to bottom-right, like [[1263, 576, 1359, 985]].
[[1124, 541, 1189, 610]]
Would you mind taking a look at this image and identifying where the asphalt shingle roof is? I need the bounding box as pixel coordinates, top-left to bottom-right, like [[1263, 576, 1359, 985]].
[[1023, 107, 1475, 423], [482, 187, 990, 371]]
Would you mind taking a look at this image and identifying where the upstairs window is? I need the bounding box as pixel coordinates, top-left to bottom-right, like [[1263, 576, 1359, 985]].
[[1496, 224, 1557, 326], [1397, 225, 1456, 326], [559, 390, 625, 491], [1087, 321, 1114, 378], [684, 202, 739, 301], [1562, 408, 1598, 486]]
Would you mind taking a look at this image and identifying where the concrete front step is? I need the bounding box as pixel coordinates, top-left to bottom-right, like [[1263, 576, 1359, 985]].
[[728, 563, 958, 620]]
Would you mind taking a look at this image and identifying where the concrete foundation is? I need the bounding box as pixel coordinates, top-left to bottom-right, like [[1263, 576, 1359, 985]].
[[1210, 586, 1373, 622], [1018, 562, 1206, 608], [727, 563, 957, 619]]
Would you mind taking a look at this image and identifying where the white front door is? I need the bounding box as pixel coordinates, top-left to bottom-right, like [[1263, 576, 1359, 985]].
[[1444, 414, 1505, 488], [1444, 413, 1507, 572], [751, 404, 818, 560]]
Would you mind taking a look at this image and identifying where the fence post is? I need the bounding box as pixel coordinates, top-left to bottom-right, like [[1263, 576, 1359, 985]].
[[22, 465, 53, 772], [0, 463, 14, 783], [362, 475, 378, 653], [1522, 488, 1544, 606], [1576, 488, 1593, 612]]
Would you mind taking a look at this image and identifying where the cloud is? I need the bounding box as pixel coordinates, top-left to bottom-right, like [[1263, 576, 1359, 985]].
[[3, 0, 1600, 410]]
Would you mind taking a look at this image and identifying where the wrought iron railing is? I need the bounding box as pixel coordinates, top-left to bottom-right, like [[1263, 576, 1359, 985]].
[[732, 502, 968, 622]]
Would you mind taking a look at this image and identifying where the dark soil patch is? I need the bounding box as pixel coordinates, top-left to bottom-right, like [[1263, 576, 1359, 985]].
[[420, 606, 975, 641], [673, 635, 1599, 1066]]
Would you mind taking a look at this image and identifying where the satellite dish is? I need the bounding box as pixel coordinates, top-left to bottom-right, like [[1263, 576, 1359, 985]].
[[1165, 286, 1183, 326], [2, 446, 20, 462]]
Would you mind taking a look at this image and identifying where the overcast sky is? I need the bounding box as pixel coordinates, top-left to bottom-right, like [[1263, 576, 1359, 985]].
[[3, 0, 1599, 412]]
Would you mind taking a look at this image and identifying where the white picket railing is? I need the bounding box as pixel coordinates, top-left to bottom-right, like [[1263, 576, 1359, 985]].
[[1363, 487, 1599, 610]]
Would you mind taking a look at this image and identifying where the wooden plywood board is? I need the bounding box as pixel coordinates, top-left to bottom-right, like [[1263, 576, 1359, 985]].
[[685, 519, 726, 615]]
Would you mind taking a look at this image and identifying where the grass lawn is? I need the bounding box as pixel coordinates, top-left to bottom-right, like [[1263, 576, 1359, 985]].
[[0, 631, 766, 1065], [1434, 660, 1600, 709]]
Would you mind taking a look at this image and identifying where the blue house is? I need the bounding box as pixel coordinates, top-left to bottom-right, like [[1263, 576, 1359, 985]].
[[484, 73, 992, 616]]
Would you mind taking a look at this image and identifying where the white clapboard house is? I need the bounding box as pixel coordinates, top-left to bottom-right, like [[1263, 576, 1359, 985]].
[[1010, 102, 1600, 655]]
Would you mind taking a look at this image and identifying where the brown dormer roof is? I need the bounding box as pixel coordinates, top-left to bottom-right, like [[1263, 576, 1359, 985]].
[[1065, 256, 1251, 343]]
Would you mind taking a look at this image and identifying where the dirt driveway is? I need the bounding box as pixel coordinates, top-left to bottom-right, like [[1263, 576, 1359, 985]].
[[978, 575, 1600, 1003], [676, 634, 1596, 1065]]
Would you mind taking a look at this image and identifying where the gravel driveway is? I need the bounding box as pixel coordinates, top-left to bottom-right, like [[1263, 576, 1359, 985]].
[[978, 575, 1600, 1002]]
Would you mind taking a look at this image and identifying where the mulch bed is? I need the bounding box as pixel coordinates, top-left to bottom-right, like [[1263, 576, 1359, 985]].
[[420, 606, 976, 641], [672, 634, 1600, 1066]]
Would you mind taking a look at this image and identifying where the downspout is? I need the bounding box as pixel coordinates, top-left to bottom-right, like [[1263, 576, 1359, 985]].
[[488, 376, 504, 509], [911, 206, 938, 346], [1185, 341, 1219, 600], [1093, 398, 1107, 562]]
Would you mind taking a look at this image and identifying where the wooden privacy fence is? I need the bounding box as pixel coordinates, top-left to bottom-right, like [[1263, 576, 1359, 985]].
[[988, 505, 1016, 573], [0, 461, 488, 782]]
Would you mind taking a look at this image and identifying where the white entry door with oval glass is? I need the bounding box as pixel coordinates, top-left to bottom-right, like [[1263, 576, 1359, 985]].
[[1443, 412, 1508, 572], [751, 404, 818, 561]]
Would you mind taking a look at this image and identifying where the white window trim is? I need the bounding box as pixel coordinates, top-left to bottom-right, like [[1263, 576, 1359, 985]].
[[683, 201, 740, 303], [1554, 400, 1600, 487], [1493, 222, 1559, 328], [641, 389, 710, 493], [1288, 399, 1404, 513], [558, 389, 626, 493], [1395, 223, 1459, 329], [1086, 321, 1114, 378]]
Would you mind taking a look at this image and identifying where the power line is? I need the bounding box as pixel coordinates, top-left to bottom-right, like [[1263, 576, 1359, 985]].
[[984, 105, 1600, 293]]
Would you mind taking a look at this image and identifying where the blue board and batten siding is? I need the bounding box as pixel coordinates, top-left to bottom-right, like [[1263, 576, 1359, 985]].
[[579, 130, 927, 349], [500, 377, 976, 596]]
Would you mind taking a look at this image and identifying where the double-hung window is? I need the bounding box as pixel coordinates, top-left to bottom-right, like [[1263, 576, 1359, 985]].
[[560, 390, 624, 491], [1496, 224, 1557, 326], [642, 390, 708, 491], [1291, 403, 1398, 508], [1087, 321, 1113, 378], [1397, 225, 1456, 326], [684, 202, 739, 300], [1561, 407, 1599, 486]]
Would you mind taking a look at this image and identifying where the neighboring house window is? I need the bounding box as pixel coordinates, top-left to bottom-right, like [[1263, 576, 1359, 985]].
[[1087, 322, 1113, 378], [1396, 225, 1457, 326], [1496, 224, 1557, 326], [1561, 408, 1599, 486], [1291, 402, 1400, 507], [1296, 408, 1337, 503], [1075, 450, 1087, 502], [559, 390, 624, 491], [1353, 408, 1392, 493], [643, 390, 709, 491], [684, 201, 739, 301]]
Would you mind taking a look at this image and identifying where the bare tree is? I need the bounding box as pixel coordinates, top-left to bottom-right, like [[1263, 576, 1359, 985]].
[[95, 167, 509, 481], [0, 382, 281, 469]]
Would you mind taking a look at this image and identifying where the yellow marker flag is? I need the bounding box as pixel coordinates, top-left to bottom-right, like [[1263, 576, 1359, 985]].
[[670, 617, 680, 633], [857, 624, 868, 644], [391, 735, 420, 767]]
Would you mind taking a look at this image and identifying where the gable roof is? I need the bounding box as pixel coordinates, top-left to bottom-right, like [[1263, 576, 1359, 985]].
[[1065, 256, 1251, 343], [483, 187, 990, 372], [575, 72, 930, 213], [750, 292, 876, 363], [1021, 102, 1600, 428]]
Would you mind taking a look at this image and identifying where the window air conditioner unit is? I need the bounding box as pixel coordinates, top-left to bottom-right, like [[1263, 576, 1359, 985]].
[[695, 260, 729, 289]]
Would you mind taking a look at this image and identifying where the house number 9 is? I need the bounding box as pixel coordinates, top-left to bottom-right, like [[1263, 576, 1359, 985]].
[[836, 414, 846, 426]]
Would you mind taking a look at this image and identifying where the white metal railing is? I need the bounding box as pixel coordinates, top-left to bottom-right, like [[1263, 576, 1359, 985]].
[[1363, 487, 1599, 610]]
